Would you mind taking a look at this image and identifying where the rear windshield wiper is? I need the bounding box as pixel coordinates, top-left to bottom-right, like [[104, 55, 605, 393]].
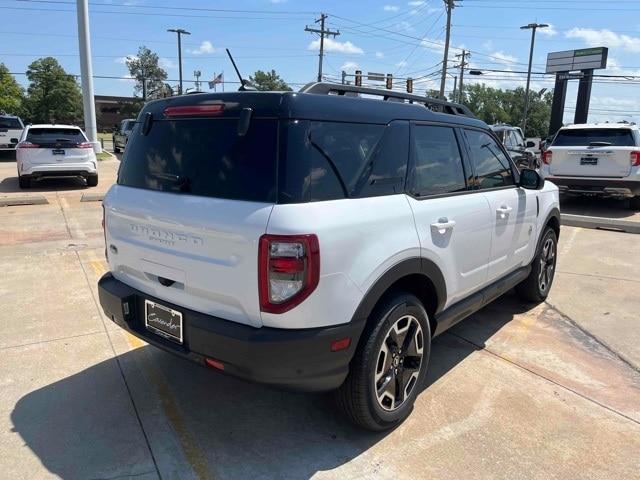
[[307, 133, 349, 198], [152, 173, 192, 193], [589, 141, 612, 147]]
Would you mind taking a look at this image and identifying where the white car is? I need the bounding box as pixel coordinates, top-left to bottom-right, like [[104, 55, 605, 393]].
[[541, 123, 640, 209], [0, 113, 24, 151], [16, 124, 98, 188], [97, 84, 560, 430]]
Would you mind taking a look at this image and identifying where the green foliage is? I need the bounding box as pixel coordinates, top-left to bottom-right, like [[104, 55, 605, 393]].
[[24, 57, 83, 124], [463, 84, 553, 138], [0, 63, 25, 116], [126, 46, 168, 100], [248, 70, 292, 91]]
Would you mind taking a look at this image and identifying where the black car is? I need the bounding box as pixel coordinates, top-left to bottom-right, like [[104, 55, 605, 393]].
[[491, 124, 538, 170], [112, 118, 135, 153]]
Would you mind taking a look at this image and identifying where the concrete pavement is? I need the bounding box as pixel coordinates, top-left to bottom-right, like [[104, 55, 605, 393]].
[[0, 158, 639, 479]]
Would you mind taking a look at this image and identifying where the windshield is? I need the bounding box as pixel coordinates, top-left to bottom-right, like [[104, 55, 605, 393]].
[[0, 117, 23, 129], [123, 120, 135, 132], [553, 129, 635, 147], [118, 118, 277, 202]]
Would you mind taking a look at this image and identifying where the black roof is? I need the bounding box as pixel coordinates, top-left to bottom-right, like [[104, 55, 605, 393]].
[[142, 85, 488, 130]]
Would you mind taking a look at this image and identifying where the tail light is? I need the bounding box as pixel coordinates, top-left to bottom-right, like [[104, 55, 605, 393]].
[[164, 104, 224, 117], [258, 234, 320, 314], [17, 141, 39, 148], [77, 142, 94, 149], [542, 150, 552, 165], [631, 151, 640, 166]]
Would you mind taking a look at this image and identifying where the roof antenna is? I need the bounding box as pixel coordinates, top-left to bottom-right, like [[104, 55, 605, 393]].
[[226, 48, 256, 91]]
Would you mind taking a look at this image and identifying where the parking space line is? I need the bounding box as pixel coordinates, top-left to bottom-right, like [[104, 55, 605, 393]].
[[0, 330, 104, 351]]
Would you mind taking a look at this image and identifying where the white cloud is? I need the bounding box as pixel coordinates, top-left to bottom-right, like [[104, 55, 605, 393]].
[[566, 28, 640, 52], [341, 61, 359, 71], [115, 55, 137, 65], [397, 20, 413, 32], [159, 58, 177, 69], [482, 40, 494, 51], [539, 24, 557, 37], [408, 1, 424, 5], [308, 37, 363, 54], [396, 60, 408, 68], [384, 5, 399, 11], [490, 51, 518, 65], [375, 51, 385, 59], [189, 40, 215, 55], [270, 0, 287, 3], [118, 74, 135, 83]]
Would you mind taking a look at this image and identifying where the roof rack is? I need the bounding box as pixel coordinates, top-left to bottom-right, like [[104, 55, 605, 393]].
[[299, 82, 475, 118]]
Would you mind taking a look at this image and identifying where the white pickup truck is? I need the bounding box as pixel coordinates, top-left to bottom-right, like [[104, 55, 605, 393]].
[[541, 123, 640, 209], [0, 113, 24, 151]]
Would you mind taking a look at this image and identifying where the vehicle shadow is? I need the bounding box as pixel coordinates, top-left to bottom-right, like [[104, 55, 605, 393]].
[[0, 150, 16, 162], [560, 195, 636, 219], [0, 176, 87, 193], [10, 293, 529, 479]]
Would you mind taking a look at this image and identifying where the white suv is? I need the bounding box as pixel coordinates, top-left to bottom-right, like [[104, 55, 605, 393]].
[[98, 84, 560, 430], [541, 123, 640, 209], [0, 113, 24, 151], [16, 124, 98, 188]]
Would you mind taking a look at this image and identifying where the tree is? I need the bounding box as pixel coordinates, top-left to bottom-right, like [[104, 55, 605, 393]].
[[248, 70, 292, 91], [126, 46, 168, 101], [464, 84, 553, 138], [24, 57, 83, 124], [0, 63, 25, 116]]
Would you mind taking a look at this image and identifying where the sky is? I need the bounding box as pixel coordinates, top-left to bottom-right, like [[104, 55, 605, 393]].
[[2, 0, 640, 125]]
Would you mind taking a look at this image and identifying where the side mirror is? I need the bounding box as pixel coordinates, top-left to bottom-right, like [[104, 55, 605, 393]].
[[526, 140, 536, 148], [520, 168, 544, 190], [10, 138, 19, 144]]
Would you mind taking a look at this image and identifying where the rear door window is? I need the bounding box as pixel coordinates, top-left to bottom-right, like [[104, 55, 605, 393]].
[[25, 128, 86, 146], [410, 125, 467, 196], [553, 129, 635, 147], [464, 129, 514, 189], [0, 117, 23, 129], [118, 118, 277, 202]]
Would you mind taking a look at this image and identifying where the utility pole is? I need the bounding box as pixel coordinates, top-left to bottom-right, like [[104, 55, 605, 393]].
[[439, 0, 458, 99], [167, 28, 191, 94], [76, 0, 100, 151], [452, 75, 457, 102], [521, 22, 548, 135], [454, 50, 470, 103], [305, 13, 340, 82], [194, 70, 201, 92]]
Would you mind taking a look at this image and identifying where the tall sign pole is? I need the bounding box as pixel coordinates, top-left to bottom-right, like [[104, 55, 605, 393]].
[[76, 0, 100, 152], [520, 23, 548, 135]]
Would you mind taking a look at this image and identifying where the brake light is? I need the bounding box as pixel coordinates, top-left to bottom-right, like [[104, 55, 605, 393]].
[[631, 151, 640, 166], [163, 104, 224, 117], [77, 142, 93, 149], [258, 234, 320, 314], [17, 141, 39, 148], [542, 150, 552, 165]]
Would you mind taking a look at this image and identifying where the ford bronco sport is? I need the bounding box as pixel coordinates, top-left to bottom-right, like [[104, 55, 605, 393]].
[[98, 83, 560, 430]]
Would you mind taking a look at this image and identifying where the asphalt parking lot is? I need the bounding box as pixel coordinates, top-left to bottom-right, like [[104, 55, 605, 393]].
[[1, 153, 639, 479]]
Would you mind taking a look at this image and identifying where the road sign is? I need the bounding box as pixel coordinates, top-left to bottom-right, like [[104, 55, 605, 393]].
[[545, 47, 608, 73], [367, 72, 385, 81], [558, 72, 585, 80]]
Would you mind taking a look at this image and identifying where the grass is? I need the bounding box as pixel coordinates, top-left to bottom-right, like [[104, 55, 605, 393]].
[[97, 132, 111, 141], [96, 151, 112, 161]]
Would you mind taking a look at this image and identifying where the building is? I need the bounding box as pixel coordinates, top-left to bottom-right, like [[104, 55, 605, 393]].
[[94, 95, 140, 132]]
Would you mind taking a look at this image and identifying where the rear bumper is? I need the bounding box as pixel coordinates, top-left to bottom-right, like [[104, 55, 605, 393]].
[[98, 273, 364, 392], [21, 163, 97, 177], [545, 176, 640, 197]]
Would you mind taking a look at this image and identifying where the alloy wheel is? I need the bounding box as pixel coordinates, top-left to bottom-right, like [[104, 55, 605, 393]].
[[538, 236, 556, 293]]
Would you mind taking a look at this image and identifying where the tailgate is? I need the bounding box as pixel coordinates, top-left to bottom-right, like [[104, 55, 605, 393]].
[[27, 146, 94, 164], [104, 186, 273, 327], [550, 146, 632, 177]]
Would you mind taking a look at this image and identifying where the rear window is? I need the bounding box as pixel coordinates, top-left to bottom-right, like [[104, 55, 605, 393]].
[[118, 118, 277, 203], [26, 128, 85, 145], [122, 120, 135, 131], [0, 117, 23, 129], [553, 129, 635, 147]]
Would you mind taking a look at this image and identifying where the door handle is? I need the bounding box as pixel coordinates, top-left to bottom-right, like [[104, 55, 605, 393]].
[[496, 205, 513, 218], [431, 218, 456, 234]]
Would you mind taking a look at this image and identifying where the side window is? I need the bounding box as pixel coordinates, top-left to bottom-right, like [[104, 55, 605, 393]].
[[514, 130, 525, 147], [410, 125, 467, 196], [503, 131, 515, 148], [465, 129, 514, 190]]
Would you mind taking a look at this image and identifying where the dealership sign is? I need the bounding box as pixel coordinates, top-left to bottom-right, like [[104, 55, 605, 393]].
[[545, 47, 608, 73]]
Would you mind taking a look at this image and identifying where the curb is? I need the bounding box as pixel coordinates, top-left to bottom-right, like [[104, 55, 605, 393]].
[[561, 213, 640, 234]]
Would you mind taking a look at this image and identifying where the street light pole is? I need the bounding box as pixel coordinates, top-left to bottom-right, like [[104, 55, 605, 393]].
[[167, 28, 191, 94], [76, 0, 99, 151], [521, 22, 548, 136]]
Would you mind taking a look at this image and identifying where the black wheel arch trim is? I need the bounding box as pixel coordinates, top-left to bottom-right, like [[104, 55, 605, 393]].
[[350, 257, 447, 325], [541, 207, 561, 243]]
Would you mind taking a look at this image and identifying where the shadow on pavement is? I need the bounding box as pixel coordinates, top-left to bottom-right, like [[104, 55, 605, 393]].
[[560, 195, 637, 219], [0, 175, 88, 193], [0, 150, 16, 162], [11, 294, 530, 479]]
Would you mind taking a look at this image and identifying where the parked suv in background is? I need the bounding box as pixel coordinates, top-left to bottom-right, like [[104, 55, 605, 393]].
[[16, 124, 98, 188], [112, 118, 135, 153], [541, 123, 640, 209], [98, 84, 560, 430], [0, 113, 24, 151], [491, 123, 538, 170]]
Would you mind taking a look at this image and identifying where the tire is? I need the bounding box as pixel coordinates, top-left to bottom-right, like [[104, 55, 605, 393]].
[[334, 293, 431, 431], [86, 174, 98, 187], [113, 138, 120, 153], [18, 175, 30, 189], [516, 227, 558, 303], [629, 196, 640, 210]]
